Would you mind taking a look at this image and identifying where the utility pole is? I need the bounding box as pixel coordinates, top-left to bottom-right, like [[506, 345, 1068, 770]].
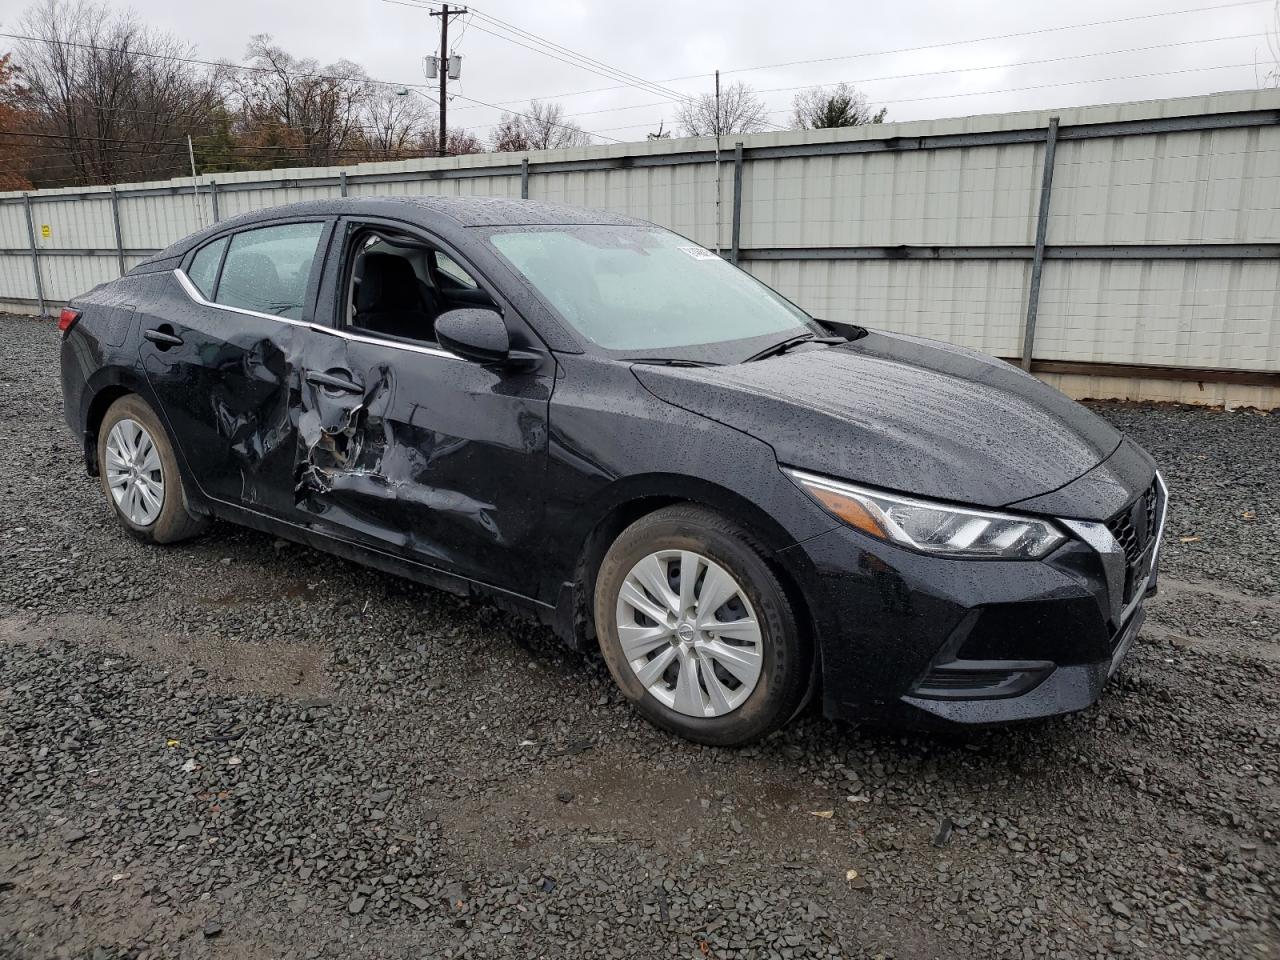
[[429, 4, 467, 157], [713, 69, 721, 253], [714, 69, 721, 137], [187, 133, 204, 228]]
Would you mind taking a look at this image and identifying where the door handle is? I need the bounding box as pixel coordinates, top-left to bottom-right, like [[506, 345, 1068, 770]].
[[306, 370, 364, 394], [143, 327, 183, 348]]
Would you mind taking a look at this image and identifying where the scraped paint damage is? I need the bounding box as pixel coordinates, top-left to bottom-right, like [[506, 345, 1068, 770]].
[[292, 360, 500, 550]]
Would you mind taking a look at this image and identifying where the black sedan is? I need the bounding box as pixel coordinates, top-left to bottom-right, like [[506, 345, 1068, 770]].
[[58, 197, 1166, 745]]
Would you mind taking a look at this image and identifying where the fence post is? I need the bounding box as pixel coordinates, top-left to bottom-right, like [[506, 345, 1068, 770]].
[[1021, 116, 1059, 372], [520, 157, 529, 199], [339, 170, 348, 198], [731, 142, 744, 265], [22, 194, 47, 317], [110, 188, 126, 277], [209, 180, 221, 223]]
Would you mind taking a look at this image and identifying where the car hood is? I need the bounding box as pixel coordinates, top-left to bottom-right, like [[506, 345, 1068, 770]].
[[633, 330, 1123, 509]]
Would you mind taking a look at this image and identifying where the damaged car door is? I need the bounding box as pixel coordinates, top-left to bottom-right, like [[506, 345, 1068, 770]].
[[291, 221, 552, 597], [142, 218, 332, 516]]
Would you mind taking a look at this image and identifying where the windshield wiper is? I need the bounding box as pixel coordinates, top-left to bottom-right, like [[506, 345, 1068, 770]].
[[624, 357, 722, 367], [742, 334, 844, 363]]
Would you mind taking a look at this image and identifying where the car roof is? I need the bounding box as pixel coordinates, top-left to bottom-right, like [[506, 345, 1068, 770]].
[[395, 196, 647, 228], [135, 196, 649, 268]]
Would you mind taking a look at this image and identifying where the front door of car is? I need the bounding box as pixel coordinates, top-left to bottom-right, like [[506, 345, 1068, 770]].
[[139, 218, 332, 518], [290, 221, 552, 598]]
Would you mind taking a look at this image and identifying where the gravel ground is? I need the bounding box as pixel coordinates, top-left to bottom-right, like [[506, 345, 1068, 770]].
[[0, 312, 1276, 960]]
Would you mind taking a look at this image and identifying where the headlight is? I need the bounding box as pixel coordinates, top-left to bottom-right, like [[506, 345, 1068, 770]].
[[784, 468, 1065, 560]]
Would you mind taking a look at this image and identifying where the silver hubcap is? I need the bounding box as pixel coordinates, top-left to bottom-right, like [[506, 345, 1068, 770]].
[[105, 418, 164, 526], [615, 550, 764, 718]]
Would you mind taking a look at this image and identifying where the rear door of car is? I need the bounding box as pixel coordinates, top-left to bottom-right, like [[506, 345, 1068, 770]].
[[288, 215, 553, 598], [140, 217, 335, 518]]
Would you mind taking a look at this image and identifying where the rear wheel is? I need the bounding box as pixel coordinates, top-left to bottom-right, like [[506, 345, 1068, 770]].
[[594, 505, 810, 746], [96, 395, 208, 544]]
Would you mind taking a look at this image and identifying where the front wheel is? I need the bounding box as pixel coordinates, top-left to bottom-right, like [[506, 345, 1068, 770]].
[[96, 394, 208, 544], [593, 505, 811, 746]]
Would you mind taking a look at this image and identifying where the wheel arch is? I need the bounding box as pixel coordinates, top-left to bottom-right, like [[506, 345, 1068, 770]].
[[80, 376, 206, 520], [553, 473, 817, 661], [80, 369, 150, 476]]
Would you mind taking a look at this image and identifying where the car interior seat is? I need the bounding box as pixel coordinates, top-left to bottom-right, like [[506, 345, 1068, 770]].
[[353, 253, 439, 341]]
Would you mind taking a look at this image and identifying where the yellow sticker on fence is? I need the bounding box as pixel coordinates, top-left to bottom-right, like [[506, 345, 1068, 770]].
[[40, 224, 51, 239]]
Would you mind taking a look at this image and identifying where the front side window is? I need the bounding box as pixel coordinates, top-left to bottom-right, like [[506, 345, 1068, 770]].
[[487, 225, 818, 357], [187, 236, 227, 299], [216, 222, 325, 320], [344, 228, 495, 345]]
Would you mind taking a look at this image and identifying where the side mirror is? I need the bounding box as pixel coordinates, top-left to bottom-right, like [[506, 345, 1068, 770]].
[[434, 308, 510, 365]]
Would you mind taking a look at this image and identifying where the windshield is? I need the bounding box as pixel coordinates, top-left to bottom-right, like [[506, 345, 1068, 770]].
[[487, 225, 819, 358]]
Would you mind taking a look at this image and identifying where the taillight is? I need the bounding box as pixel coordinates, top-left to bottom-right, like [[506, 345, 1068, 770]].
[[57, 307, 81, 336]]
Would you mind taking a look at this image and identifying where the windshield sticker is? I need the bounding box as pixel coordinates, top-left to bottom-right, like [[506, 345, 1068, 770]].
[[678, 245, 719, 261]]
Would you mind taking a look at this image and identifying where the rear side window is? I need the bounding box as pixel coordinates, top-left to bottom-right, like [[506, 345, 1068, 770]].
[[187, 237, 227, 299], [216, 222, 325, 320]]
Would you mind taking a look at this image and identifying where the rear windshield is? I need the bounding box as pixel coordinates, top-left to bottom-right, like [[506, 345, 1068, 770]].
[[488, 225, 816, 353]]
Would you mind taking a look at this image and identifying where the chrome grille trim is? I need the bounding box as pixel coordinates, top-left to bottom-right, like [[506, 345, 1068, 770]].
[[1061, 471, 1167, 626]]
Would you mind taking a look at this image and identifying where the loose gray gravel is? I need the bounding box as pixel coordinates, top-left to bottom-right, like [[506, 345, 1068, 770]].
[[0, 313, 1276, 960]]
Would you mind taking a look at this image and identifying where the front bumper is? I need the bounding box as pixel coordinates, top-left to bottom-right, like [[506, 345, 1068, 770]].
[[781, 468, 1166, 728], [900, 600, 1146, 726]]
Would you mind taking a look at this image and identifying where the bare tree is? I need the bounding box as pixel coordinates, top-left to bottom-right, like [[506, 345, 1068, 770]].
[[1267, 0, 1280, 87], [791, 83, 886, 129], [646, 120, 672, 140], [491, 100, 591, 152], [16, 0, 224, 186], [419, 125, 484, 157], [0, 52, 36, 189], [675, 81, 769, 137], [361, 89, 432, 160], [232, 34, 371, 167]]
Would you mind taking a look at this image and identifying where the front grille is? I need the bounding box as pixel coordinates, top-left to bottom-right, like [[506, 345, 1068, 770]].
[[1105, 479, 1160, 605]]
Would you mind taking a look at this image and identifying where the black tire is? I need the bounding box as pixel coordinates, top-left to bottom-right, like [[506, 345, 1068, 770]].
[[96, 394, 208, 544], [593, 505, 811, 746]]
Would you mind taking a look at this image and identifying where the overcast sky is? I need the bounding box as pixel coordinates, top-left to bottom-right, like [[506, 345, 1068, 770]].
[[7, 0, 1279, 141]]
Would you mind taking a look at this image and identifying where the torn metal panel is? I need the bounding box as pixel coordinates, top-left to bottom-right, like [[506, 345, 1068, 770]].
[[290, 337, 552, 596], [138, 289, 313, 519]]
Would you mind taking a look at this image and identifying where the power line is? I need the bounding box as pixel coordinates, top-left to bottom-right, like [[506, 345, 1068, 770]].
[[833, 59, 1263, 110], [707, 0, 1272, 81], [479, 30, 1267, 128], [0, 129, 483, 167], [449, 10, 472, 52], [0, 93, 447, 140], [749, 31, 1267, 98], [385, 0, 694, 104], [12, 55, 1261, 183], [383, 0, 786, 132], [580, 60, 1262, 135], [0, 27, 625, 145], [0, 29, 440, 100], [2, 0, 1267, 182], [459, 2, 789, 131], [404, 87, 623, 143], [444, 0, 1274, 112]]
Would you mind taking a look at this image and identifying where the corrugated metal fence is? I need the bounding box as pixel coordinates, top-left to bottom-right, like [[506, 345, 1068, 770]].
[[3, 89, 1278, 405]]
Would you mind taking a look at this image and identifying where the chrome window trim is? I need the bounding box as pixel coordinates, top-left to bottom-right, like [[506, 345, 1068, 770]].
[[172, 268, 461, 362]]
